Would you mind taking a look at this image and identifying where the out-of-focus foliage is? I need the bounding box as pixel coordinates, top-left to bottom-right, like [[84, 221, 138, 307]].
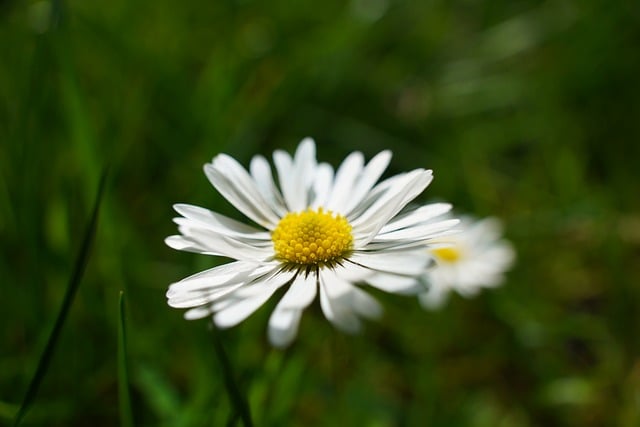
[[1, 0, 639, 425]]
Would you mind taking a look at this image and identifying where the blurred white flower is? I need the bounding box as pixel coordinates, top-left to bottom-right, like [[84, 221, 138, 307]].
[[419, 216, 515, 309], [166, 138, 458, 347]]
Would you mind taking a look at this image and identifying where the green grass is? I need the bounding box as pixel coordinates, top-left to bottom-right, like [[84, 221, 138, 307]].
[[12, 171, 106, 426], [118, 291, 133, 427], [2, 0, 640, 426], [211, 326, 253, 427]]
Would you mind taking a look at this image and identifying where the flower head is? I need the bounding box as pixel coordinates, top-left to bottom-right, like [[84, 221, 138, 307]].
[[419, 216, 516, 309], [166, 138, 458, 347]]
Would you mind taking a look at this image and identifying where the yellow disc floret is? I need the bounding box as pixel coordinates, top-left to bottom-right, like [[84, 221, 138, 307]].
[[432, 246, 462, 263], [272, 208, 353, 266]]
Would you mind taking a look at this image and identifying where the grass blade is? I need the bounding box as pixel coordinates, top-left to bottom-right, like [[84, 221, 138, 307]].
[[118, 291, 134, 427], [210, 326, 253, 427], [13, 169, 108, 427]]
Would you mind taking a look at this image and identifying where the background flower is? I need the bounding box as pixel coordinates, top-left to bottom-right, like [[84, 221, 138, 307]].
[[419, 216, 516, 309]]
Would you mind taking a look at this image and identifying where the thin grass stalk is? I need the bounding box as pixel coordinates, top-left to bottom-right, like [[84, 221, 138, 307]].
[[13, 170, 108, 426], [211, 325, 253, 427], [118, 291, 134, 427]]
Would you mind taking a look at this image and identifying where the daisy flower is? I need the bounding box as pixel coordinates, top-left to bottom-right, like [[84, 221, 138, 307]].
[[166, 138, 458, 347], [419, 216, 516, 309]]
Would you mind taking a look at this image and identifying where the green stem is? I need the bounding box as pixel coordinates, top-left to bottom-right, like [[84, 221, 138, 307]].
[[210, 325, 253, 427], [13, 169, 108, 426], [118, 291, 134, 427]]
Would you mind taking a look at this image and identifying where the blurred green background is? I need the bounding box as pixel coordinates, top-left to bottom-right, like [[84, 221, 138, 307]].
[[2, 0, 639, 425]]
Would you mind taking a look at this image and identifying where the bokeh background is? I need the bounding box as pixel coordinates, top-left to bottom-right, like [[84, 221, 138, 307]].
[[2, 0, 639, 425]]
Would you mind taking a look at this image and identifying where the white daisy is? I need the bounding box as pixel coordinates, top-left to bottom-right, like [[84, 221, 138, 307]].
[[419, 216, 516, 309], [166, 138, 458, 347]]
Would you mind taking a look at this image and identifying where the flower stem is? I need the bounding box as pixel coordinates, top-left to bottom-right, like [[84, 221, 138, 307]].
[[210, 325, 253, 427]]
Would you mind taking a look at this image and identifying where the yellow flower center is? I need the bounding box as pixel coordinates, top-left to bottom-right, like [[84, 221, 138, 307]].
[[272, 208, 353, 266], [432, 246, 461, 263]]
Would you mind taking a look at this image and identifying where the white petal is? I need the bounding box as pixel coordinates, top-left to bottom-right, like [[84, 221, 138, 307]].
[[227, 268, 295, 300], [380, 203, 452, 233], [291, 139, 317, 210], [326, 151, 364, 212], [318, 270, 364, 333], [273, 149, 293, 194], [487, 244, 516, 267], [277, 273, 318, 309], [310, 163, 335, 208], [347, 172, 408, 219], [349, 286, 383, 319], [168, 283, 244, 308], [184, 306, 213, 320], [351, 170, 433, 245], [344, 150, 392, 215], [214, 290, 276, 328], [165, 235, 206, 253], [167, 261, 261, 296], [205, 156, 280, 228], [366, 273, 425, 295], [349, 251, 429, 276], [319, 281, 361, 333], [468, 217, 503, 243], [213, 271, 290, 328], [274, 138, 316, 211], [419, 285, 449, 309], [375, 219, 460, 241], [268, 307, 303, 348], [457, 276, 490, 295], [168, 263, 280, 309], [250, 155, 288, 217], [331, 262, 373, 282], [174, 226, 273, 260], [173, 218, 272, 245], [361, 229, 461, 251], [174, 204, 270, 238]]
